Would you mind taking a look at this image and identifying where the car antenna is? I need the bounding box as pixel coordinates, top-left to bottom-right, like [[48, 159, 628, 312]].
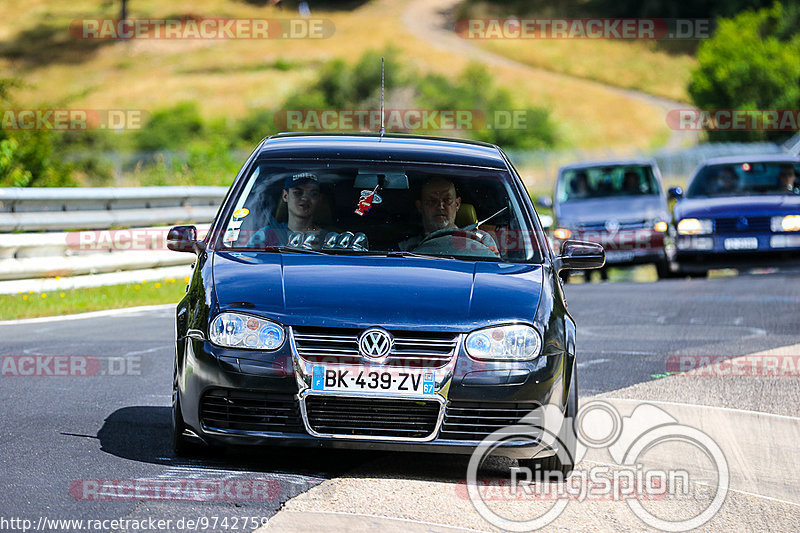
[[379, 56, 385, 138], [465, 206, 508, 230]]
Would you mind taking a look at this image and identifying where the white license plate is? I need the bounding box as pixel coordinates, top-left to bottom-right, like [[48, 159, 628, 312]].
[[724, 237, 758, 250], [310, 366, 435, 395], [604, 250, 635, 263]]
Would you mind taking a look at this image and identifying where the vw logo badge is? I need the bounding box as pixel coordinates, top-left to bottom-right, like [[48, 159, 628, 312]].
[[358, 328, 393, 359], [605, 219, 620, 233], [737, 217, 749, 231]]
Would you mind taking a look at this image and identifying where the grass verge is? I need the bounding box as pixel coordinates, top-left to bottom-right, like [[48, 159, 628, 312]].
[[0, 277, 187, 320]]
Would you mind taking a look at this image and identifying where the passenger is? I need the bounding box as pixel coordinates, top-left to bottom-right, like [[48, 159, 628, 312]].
[[570, 171, 591, 198], [778, 165, 798, 194], [622, 171, 640, 194], [281, 172, 325, 233], [249, 172, 329, 247]]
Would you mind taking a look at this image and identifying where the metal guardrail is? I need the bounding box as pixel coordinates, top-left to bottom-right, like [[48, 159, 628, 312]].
[[0, 186, 226, 232], [0, 187, 224, 285]]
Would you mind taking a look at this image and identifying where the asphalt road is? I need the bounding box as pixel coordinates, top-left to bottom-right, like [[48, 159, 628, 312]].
[[1, 271, 798, 532]]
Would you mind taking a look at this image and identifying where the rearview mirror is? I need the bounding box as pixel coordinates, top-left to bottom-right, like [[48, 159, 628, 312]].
[[167, 225, 204, 254], [554, 240, 605, 272]]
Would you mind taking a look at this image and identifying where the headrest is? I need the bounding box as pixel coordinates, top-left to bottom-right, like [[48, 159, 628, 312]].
[[455, 203, 477, 227]]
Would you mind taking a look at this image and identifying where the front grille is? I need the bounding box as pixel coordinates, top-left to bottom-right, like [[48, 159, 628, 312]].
[[714, 216, 771, 234], [304, 395, 441, 439], [440, 401, 542, 441], [292, 327, 458, 368], [200, 389, 304, 433], [577, 219, 648, 231]]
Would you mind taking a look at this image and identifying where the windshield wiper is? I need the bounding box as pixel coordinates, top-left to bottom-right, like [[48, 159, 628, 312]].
[[384, 250, 456, 260], [261, 245, 327, 255]]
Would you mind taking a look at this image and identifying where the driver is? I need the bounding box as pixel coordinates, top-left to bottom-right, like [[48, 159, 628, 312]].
[[778, 165, 798, 194], [399, 177, 499, 256]]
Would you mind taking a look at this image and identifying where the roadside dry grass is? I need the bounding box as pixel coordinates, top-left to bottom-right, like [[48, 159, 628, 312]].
[[476, 39, 694, 103], [1, 0, 671, 150]]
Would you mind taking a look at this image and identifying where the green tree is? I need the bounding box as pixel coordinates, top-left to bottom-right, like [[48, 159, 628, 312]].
[[0, 77, 75, 187], [134, 101, 205, 151], [688, 2, 800, 141]]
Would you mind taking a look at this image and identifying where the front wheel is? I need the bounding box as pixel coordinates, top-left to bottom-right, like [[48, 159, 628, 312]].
[[519, 363, 578, 479], [171, 389, 192, 456]]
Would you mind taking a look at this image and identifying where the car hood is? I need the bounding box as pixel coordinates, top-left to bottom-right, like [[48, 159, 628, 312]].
[[211, 252, 543, 331], [675, 195, 800, 219], [556, 196, 666, 225]]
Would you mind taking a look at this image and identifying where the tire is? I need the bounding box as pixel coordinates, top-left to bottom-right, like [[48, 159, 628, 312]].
[[655, 260, 674, 280], [172, 372, 205, 456], [688, 270, 709, 278], [171, 389, 192, 456], [519, 363, 578, 480]]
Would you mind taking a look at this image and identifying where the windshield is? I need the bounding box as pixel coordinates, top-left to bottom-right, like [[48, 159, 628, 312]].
[[687, 162, 800, 198], [214, 159, 543, 263], [557, 165, 660, 202]]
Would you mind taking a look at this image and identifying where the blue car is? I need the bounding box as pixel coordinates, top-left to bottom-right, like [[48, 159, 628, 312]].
[[672, 154, 800, 276], [167, 133, 604, 476]]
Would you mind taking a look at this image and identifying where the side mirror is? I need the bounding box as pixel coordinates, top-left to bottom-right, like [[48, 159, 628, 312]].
[[668, 187, 683, 200], [536, 196, 553, 208], [167, 225, 204, 254], [555, 240, 605, 272]]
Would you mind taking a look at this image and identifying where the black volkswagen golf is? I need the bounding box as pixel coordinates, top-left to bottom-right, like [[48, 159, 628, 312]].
[[168, 133, 604, 475]]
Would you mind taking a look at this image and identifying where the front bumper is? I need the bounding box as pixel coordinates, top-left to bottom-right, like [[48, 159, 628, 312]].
[[176, 328, 568, 460], [675, 233, 800, 271], [556, 228, 670, 266]]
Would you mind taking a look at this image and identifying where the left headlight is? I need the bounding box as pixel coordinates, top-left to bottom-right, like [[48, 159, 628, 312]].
[[209, 312, 285, 350], [465, 324, 542, 361]]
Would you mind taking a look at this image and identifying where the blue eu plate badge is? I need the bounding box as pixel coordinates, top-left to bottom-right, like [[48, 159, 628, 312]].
[[422, 372, 435, 395], [311, 366, 325, 391]]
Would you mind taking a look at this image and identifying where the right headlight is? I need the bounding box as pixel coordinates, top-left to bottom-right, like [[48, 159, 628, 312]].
[[677, 218, 713, 235], [465, 324, 542, 361], [771, 215, 800, 232], [209, 312, 285, 350]]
